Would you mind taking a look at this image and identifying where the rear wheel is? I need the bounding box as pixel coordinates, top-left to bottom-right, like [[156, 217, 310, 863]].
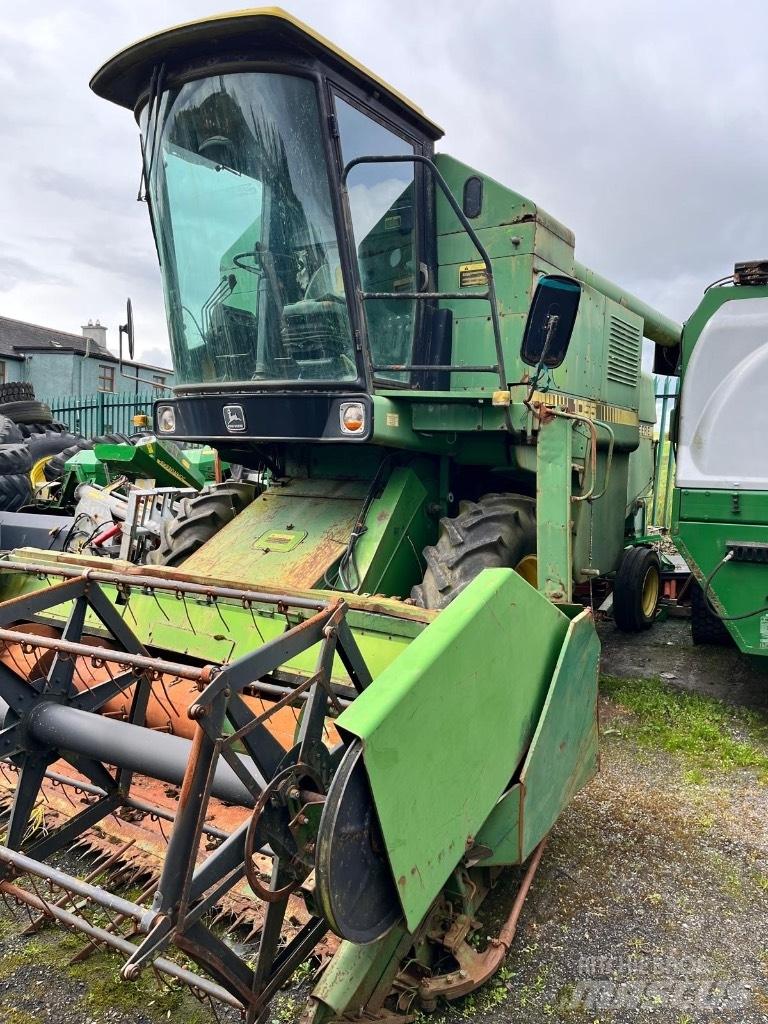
[[690, 580, 733, 647], [613, 546, 660, 632], [147, 481, 259, 567], [411, 493, 537, 610]]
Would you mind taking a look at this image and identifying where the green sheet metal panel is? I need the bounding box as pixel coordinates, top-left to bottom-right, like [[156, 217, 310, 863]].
[[179, 478, 368, 589], [336, 568, 569, 931], [519, 607, 599, 858], [675, 522, 768, 656], [536, 415, 573, 601], [679, 488, 768, 525], [475, 609, 598, 864], [94, 439, 205, 489], [352, 465, 438, 600], [472, 783, 522, 865]]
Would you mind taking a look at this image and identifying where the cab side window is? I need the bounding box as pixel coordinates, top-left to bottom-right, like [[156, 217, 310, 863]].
[[335, 96, 417, 383]]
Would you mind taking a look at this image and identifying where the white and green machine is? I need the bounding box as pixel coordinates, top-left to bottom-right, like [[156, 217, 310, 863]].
[[672, 260, 768, 653]]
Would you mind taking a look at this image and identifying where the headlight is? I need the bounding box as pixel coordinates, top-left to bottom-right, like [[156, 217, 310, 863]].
[[340, 402, 365, 435], [157, 405, 176, 432]]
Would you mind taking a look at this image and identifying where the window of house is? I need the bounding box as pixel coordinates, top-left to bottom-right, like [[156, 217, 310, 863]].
[[98, 365, 115, 392], [0, 362, 6, 385], [152, 374, 167, 391]]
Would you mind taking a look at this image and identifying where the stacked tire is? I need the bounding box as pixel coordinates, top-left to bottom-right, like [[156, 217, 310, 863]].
[[0, 384, 93, 510], [43, 432, 131, 483]]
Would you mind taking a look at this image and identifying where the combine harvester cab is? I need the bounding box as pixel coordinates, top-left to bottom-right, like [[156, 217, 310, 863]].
[[0, 8, 679, 1020], [672, 260, 768, 654]]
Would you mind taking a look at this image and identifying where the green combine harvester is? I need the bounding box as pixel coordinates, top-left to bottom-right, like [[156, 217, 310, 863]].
[[672, 260, 768, 654], [0, 10, 681, 1021]]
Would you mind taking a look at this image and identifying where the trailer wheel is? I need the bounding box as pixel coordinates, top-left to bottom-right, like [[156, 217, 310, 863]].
[[411, 493, 537, 609], [613, 546, 660, 632], [690, 581, 733, 647], [147, 481, 259, 567]]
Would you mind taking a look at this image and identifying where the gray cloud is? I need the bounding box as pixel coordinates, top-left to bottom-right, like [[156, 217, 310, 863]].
[[0, 255, 69, 292], [0, 0, 766, 366]]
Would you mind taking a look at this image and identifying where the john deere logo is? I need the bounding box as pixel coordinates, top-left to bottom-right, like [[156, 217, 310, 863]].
[[223, 405, 246, 432]]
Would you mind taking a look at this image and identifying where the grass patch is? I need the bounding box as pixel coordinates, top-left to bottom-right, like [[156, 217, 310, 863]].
[[0, 929, 212, 1023], [600, 674, 768, 778]]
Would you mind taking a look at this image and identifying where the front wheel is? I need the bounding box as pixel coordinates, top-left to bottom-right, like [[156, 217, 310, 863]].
[[411, 493, 537, 610], [612, 546, 661, 632]]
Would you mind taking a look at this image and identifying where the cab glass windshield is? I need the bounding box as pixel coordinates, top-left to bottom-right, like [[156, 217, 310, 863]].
[[145, 73, 357, 385]]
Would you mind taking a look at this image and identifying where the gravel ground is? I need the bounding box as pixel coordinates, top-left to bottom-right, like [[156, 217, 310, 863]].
[[0, 618, 765, 1024]]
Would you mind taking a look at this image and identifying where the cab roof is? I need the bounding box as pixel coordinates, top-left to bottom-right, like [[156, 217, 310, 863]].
[[90, 7, 443, 141]]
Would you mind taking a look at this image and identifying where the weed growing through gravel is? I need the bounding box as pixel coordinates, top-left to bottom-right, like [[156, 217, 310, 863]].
[[600, 674, 768, 778]]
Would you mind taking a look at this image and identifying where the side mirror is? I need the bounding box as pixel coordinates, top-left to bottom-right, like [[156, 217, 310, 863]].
[[521, 275, 581, 369], [653, 340, 680, 376], [119, 297, 135, 364]]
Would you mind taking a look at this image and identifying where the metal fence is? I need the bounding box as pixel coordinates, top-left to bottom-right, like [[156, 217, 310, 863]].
[[649, 375, 680, 530], [41, 391, 158, 439]]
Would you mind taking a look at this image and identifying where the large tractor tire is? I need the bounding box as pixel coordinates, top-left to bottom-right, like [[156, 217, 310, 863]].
[[411, 493, 537, 610], [0, 473, 31, 511], [0, 400, 53, 426], [26, 428, 82, 491], [44, 433, 131, 482], [0, 383, 34, 403], [0, 415, 22, 445], [18, 420, 70, 439], [0, 444, 32, 476], [612, 546, 661, 632], [147, 481, 259, 567], [690, 580, 733, 647]]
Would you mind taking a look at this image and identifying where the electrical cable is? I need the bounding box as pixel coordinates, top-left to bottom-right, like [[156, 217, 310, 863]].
[[325, 455, 395, 593], [702, 551, 768, 621]]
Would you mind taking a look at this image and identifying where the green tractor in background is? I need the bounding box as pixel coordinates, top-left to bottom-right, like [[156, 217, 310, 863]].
[[0, 10, 681, 1022]]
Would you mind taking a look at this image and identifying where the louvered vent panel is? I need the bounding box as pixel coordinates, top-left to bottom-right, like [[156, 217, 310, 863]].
[[607, 316, 641, 387]]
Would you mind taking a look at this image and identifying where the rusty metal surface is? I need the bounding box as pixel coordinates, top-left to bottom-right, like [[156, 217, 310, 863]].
[[0, 550, 438, 624], [179, 479, 367, 590], [0, 571, 356, 1015]]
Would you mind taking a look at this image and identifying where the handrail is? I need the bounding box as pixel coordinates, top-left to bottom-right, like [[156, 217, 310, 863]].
[[341, 154, 508, 390]]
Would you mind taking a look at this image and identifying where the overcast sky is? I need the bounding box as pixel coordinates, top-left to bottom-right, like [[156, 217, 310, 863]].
[[1, 1, 766, 369]]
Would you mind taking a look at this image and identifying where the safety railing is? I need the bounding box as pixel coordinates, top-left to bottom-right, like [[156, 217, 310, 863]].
[[39, 391, 159, 438]]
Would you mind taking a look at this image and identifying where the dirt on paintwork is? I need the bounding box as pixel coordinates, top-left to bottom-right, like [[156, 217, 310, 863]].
[[0, 622, 766, 1023]]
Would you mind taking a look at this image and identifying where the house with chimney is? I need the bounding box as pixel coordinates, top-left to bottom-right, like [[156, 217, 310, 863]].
[[0, 316, 174, 398]]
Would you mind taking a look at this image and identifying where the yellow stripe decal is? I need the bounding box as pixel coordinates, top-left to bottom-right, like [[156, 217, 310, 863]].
[[530, 390, 638, 427]]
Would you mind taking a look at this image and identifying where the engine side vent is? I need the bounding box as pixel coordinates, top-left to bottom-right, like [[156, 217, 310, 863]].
[[607, 315, 641, 387]]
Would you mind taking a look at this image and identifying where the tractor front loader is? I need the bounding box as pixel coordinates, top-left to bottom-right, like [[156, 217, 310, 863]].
[[0, 10, 681, 1021]]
